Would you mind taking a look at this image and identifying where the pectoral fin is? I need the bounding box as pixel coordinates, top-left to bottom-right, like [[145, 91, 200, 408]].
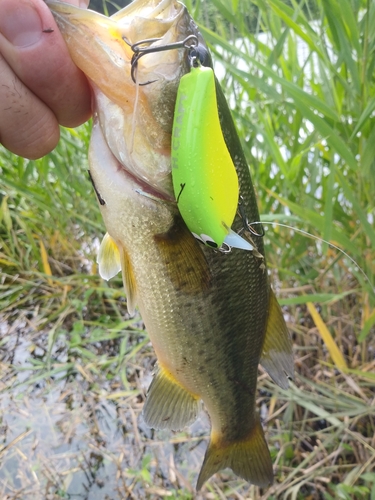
[[260, 288, 294, 389], [97, 232, 121, 280], [143, 364, 200, 431], [97, 233, 137, 315]]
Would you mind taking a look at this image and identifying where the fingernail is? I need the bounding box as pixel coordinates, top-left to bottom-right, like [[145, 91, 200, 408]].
[[79, 0, 90, 8], [0, 1, 43, 47]]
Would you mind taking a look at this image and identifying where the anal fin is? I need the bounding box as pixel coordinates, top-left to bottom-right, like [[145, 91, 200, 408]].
[[260, 287, 294, 389], [143, 364, 200, 431], [196, 415, 273, 490]]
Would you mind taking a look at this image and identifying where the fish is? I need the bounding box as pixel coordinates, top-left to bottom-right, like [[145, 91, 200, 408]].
[[46, 0, 294, 490]]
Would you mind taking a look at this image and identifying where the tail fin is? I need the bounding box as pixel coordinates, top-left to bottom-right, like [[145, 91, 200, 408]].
[[196, 415, 273, 490]]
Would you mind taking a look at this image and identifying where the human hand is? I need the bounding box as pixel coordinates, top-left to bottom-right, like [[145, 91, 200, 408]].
[[0, 0, 92, 160]]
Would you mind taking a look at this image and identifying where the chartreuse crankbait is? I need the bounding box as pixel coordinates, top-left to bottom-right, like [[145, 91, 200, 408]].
[[171, 64, 253, 251]]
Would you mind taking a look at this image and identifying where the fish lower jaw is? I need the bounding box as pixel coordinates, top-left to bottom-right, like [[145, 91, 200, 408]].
[[118, 163, 175, 203]]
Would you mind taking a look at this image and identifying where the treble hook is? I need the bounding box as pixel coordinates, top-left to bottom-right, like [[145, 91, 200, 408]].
[[238, 196, 265, 238], [124, 34, 199, 85]]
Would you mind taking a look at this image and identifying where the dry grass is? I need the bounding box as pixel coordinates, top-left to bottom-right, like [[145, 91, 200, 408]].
[[0, 272, 374, 499]]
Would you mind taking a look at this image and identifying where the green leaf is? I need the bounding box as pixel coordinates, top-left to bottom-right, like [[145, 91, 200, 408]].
[[0, 195, 12, 231], [351, 95, 375, 139], [336, 169, 375, 248], [201, 24, 341, 123], [358, 308, 375, 342]]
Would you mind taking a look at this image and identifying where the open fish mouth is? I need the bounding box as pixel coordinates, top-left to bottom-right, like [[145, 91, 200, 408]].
[[47, 0, 193, 200], [115, 155, 176, 202]]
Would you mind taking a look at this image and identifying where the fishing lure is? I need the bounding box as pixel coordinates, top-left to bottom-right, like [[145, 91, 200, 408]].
[[171, 63, 253, 251]]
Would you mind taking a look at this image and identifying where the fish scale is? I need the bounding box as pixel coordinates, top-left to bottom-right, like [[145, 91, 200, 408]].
[[47, 0, 294, 490]]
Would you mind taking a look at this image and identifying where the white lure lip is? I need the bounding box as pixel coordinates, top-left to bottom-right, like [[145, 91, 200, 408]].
[[224, 229, 254, 251]]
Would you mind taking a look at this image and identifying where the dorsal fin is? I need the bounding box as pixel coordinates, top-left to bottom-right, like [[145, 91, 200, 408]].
[[260, 287, 294, 389]]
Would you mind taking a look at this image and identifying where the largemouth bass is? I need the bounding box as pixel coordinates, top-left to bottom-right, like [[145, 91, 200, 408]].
[[47, 0, 293, 489]]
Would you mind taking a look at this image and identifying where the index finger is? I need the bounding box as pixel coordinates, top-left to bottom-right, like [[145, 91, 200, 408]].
[[0, 0, 92, 128]]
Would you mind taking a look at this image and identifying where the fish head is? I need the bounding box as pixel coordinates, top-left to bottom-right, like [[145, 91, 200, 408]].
[[47, 0, 209, 199]]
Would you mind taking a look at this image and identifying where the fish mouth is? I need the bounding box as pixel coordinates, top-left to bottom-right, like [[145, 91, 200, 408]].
[[46, 0, 187, 106], [120, 161, 176, 203], [47, 0, 192, 201]]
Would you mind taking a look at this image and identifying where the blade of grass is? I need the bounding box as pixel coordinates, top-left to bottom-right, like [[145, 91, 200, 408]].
[[307, 302, 348, 371], [358, 308, 375, 342]]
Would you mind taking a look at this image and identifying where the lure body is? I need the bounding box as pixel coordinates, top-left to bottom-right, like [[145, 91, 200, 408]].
[[171, 65, 251, 250]]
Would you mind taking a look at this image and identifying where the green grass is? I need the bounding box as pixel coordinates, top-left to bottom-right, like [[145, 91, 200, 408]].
[[1, 0, 375, 498]]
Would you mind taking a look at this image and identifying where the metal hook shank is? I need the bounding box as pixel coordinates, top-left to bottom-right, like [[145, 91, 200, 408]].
[[126, 34, 199, 85]]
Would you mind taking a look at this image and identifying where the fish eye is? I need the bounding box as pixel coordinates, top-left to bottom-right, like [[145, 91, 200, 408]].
[[200, 234, 218, 248]]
